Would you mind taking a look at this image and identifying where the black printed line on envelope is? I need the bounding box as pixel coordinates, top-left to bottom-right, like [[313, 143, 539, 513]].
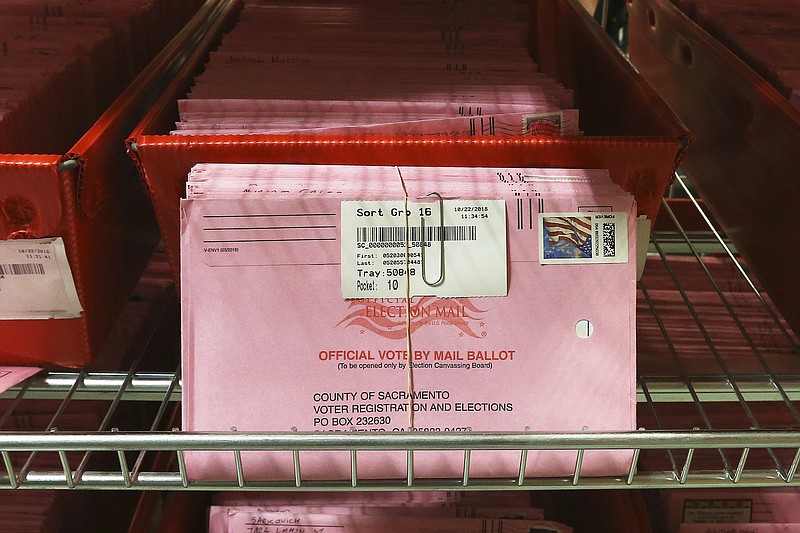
[[529, 199, 533, 230], [203, 238, 337, 243], [203, 225, 336, 231], [202, 213, 336, 218]]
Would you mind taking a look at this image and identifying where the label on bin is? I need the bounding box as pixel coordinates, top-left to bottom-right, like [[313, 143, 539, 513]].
[[0, 237, 82, 319]]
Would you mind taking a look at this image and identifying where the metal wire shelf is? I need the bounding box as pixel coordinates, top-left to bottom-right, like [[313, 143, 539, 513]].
[[1, 429, 800, 491], [1, 174, 798, 491]]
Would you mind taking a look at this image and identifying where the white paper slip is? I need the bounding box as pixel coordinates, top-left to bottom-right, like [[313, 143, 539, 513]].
[[0, 237, 83, 319], [341, 200, 507, 298]]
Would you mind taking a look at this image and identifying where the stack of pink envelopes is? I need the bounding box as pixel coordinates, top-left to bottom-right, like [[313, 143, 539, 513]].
[[180, 162, 638, 481], [171, 0, 579, 137], [207, 491, 572, 533]]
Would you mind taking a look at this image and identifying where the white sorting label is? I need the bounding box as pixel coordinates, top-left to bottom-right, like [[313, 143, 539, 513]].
[[341, 200, 507, 298], [0, 237, 82, 319]]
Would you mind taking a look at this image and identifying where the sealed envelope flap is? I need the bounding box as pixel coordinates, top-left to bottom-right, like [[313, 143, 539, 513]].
[[186, 197, 511, 269], [184, 191, 634, 275], [187, 193, 634, 263]]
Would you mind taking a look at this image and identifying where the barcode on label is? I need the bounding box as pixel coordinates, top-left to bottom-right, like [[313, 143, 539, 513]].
[[356, 225, 476, 243], [602, 223, 616, 257], [0, 263, 45, 275]]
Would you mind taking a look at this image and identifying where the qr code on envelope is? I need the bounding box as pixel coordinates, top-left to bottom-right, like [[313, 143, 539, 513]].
[[539, 212, 629, 264]]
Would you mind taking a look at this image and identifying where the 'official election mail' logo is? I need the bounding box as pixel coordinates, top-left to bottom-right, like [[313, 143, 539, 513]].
[[337, 297, 487, 339]]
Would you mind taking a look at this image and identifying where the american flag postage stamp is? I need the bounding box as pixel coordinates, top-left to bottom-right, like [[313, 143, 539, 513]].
[[538, 212, 629, 264]]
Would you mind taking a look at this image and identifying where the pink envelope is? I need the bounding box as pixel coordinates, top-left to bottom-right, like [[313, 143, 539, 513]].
[[662, 488, 800, 533], [207, 504, 545, 528], [174, 110, 580, 137], [0, 366, 39, 394], [208, 510, 571, 533], [181, 167, 637, 482]]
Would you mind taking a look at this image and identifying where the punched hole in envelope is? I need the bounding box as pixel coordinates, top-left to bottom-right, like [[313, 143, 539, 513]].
[[575, 319, 594, 338]]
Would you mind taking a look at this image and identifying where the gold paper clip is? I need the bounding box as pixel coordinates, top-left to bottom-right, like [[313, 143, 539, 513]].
[[418, 192, 445, 287]]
